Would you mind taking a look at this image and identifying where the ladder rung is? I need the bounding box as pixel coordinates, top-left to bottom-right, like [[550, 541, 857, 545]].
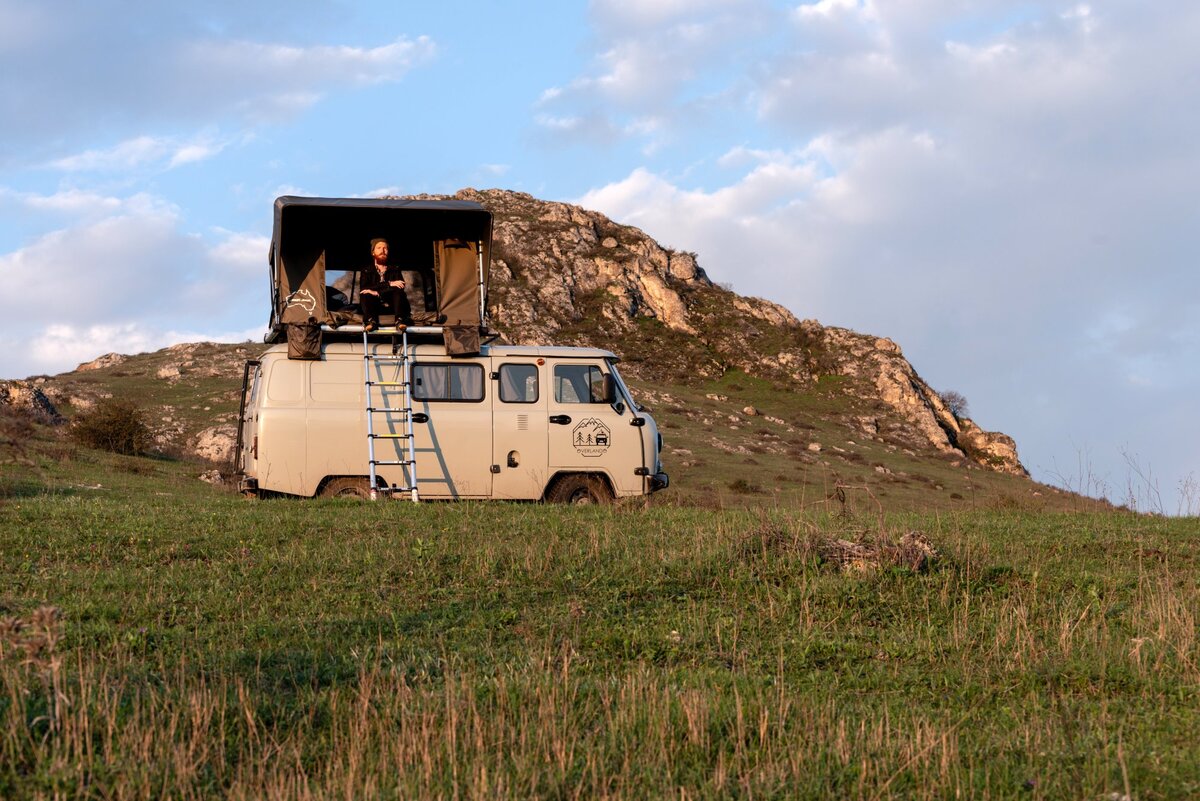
[[367, 407, 410, 414], [366, 381, 410, 387], [365, 355, 408, 361], [370, 433, 412, 439], [371, 459, 415, 466]]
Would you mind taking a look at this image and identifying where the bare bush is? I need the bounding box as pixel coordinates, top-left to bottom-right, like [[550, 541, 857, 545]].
[[939, 390, 970, 419], [0, 405, 36, 465]]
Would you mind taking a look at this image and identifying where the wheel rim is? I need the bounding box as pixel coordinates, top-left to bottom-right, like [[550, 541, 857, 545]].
[[569, 487, 597, 504]]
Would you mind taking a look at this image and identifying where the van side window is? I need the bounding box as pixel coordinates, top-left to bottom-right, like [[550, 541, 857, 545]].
[[412, 363, 484, 402], [554, 364, 605, 404], [499, 364, 538, 403], [247, 365, 262, 406]]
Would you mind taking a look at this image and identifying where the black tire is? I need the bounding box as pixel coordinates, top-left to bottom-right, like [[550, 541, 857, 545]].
[[319, 477, 374, 499], [547, 474, 612, 505]]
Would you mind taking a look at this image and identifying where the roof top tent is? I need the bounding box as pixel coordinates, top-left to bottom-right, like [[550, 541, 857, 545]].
[[266, 196, 493, 341]]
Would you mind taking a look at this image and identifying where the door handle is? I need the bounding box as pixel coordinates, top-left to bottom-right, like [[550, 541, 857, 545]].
[[411, 412, 429, 424], [549, 415, 572, 425]]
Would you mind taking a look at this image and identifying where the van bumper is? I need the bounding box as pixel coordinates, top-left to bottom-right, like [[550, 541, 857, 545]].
[[648, 472, 669, 493], [237, 476, 258, 495]]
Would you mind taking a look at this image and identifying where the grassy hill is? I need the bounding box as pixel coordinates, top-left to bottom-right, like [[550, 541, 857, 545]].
[[1, 445, 1197, 797]]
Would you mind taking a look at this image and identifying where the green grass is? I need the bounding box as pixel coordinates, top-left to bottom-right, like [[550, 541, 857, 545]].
[[2, 445, 1198, 799]]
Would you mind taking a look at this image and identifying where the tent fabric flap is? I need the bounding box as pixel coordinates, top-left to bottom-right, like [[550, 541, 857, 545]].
[[434, 240, 482, 326], [279, 247, 327, 324]]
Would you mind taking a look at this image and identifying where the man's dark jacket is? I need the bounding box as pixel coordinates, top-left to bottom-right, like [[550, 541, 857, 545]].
[[360, 264, 405, 294]]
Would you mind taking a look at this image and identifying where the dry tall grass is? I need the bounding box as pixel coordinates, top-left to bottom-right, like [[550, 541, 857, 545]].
[[4, 544, 1198, 801]]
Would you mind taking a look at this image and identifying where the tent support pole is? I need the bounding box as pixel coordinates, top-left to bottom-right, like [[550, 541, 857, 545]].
[[477, 240, 485, 326]]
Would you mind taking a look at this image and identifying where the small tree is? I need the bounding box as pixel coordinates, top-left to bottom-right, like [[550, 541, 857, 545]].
[[939, 390, 970, 420], [71, 399, 152, 456]]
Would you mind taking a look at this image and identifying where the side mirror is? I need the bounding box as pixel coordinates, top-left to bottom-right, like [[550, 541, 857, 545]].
[[596, 374, 617, 404]]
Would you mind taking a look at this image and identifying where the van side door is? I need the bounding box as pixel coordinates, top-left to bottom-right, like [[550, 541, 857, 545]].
[[491, 359, 549, 499], [546, 360, 643, 496]]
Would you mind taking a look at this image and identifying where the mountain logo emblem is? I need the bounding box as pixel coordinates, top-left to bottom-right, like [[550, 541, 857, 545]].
[[571, 418, 611, 457]]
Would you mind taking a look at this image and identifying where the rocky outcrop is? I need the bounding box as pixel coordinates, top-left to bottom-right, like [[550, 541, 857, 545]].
[[446, 190, 710, 344], [77, 353, 126, 372], [953, 419, 1025, 476], [817, 327, 1026, 475], [450, 188, 1027, 475], [191, 425, 237, 464], [0, 380, 63, 423]]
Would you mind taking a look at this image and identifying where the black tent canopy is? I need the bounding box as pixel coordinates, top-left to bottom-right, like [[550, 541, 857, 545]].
[[268, 196, 493, 334]]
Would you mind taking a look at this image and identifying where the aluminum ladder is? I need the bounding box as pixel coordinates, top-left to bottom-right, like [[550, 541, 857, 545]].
[[362, 327, 418, 501]]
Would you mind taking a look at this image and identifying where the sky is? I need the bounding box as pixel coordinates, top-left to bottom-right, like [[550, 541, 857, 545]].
[[1, 0, 1197, 511]]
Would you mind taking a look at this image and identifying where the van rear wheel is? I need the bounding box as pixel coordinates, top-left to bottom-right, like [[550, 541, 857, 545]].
[[547, 474, 612, 505], [319, 477, 374, 499]]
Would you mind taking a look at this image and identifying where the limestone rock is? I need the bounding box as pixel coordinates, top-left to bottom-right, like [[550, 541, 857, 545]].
[[77, 353, 126, 372], [157, 365, 181, 381], [954, 418, 1027, 477], [820, 325, 1026, 473], [733, 297, 800, 327], [198, 469, 224, 485], [0, 380, 63, 423], [192, 425, 237, 464]]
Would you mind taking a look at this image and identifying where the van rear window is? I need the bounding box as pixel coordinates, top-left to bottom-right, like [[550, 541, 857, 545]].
[[412, 363, 484, 402]]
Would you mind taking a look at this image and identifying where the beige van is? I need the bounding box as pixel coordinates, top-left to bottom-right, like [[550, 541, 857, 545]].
[[235, 340, 668, 502], [236, 194, 666, 502]]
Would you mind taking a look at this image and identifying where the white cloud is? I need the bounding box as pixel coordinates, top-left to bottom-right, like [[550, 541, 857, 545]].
[[0, 194, 268, 377], [13, 322, 265, 377], [50, 133, 231, 173], [794, 0, 873, 21], [591, 0, 752, 30], [50, 137, 169, 172], [207, 230, 269, 275], [10, 188, 126, 215], [359, 186, 404, 199], [535, 1, 769, 146], [181, 35, 435, 97], [168, 141, 226, 168], [0, 4, 438, 161]]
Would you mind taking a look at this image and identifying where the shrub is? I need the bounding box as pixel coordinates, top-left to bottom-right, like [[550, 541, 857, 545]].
[[0, 405, 36, 465], [71, 399, 152, 456]]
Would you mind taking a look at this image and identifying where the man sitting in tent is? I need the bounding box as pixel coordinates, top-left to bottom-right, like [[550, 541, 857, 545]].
[[360, 237, 414, 332]]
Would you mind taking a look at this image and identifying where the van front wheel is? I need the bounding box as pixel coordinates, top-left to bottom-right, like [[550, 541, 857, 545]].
[[319, 477, 374, 500], [547, 474, 612, 505]]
